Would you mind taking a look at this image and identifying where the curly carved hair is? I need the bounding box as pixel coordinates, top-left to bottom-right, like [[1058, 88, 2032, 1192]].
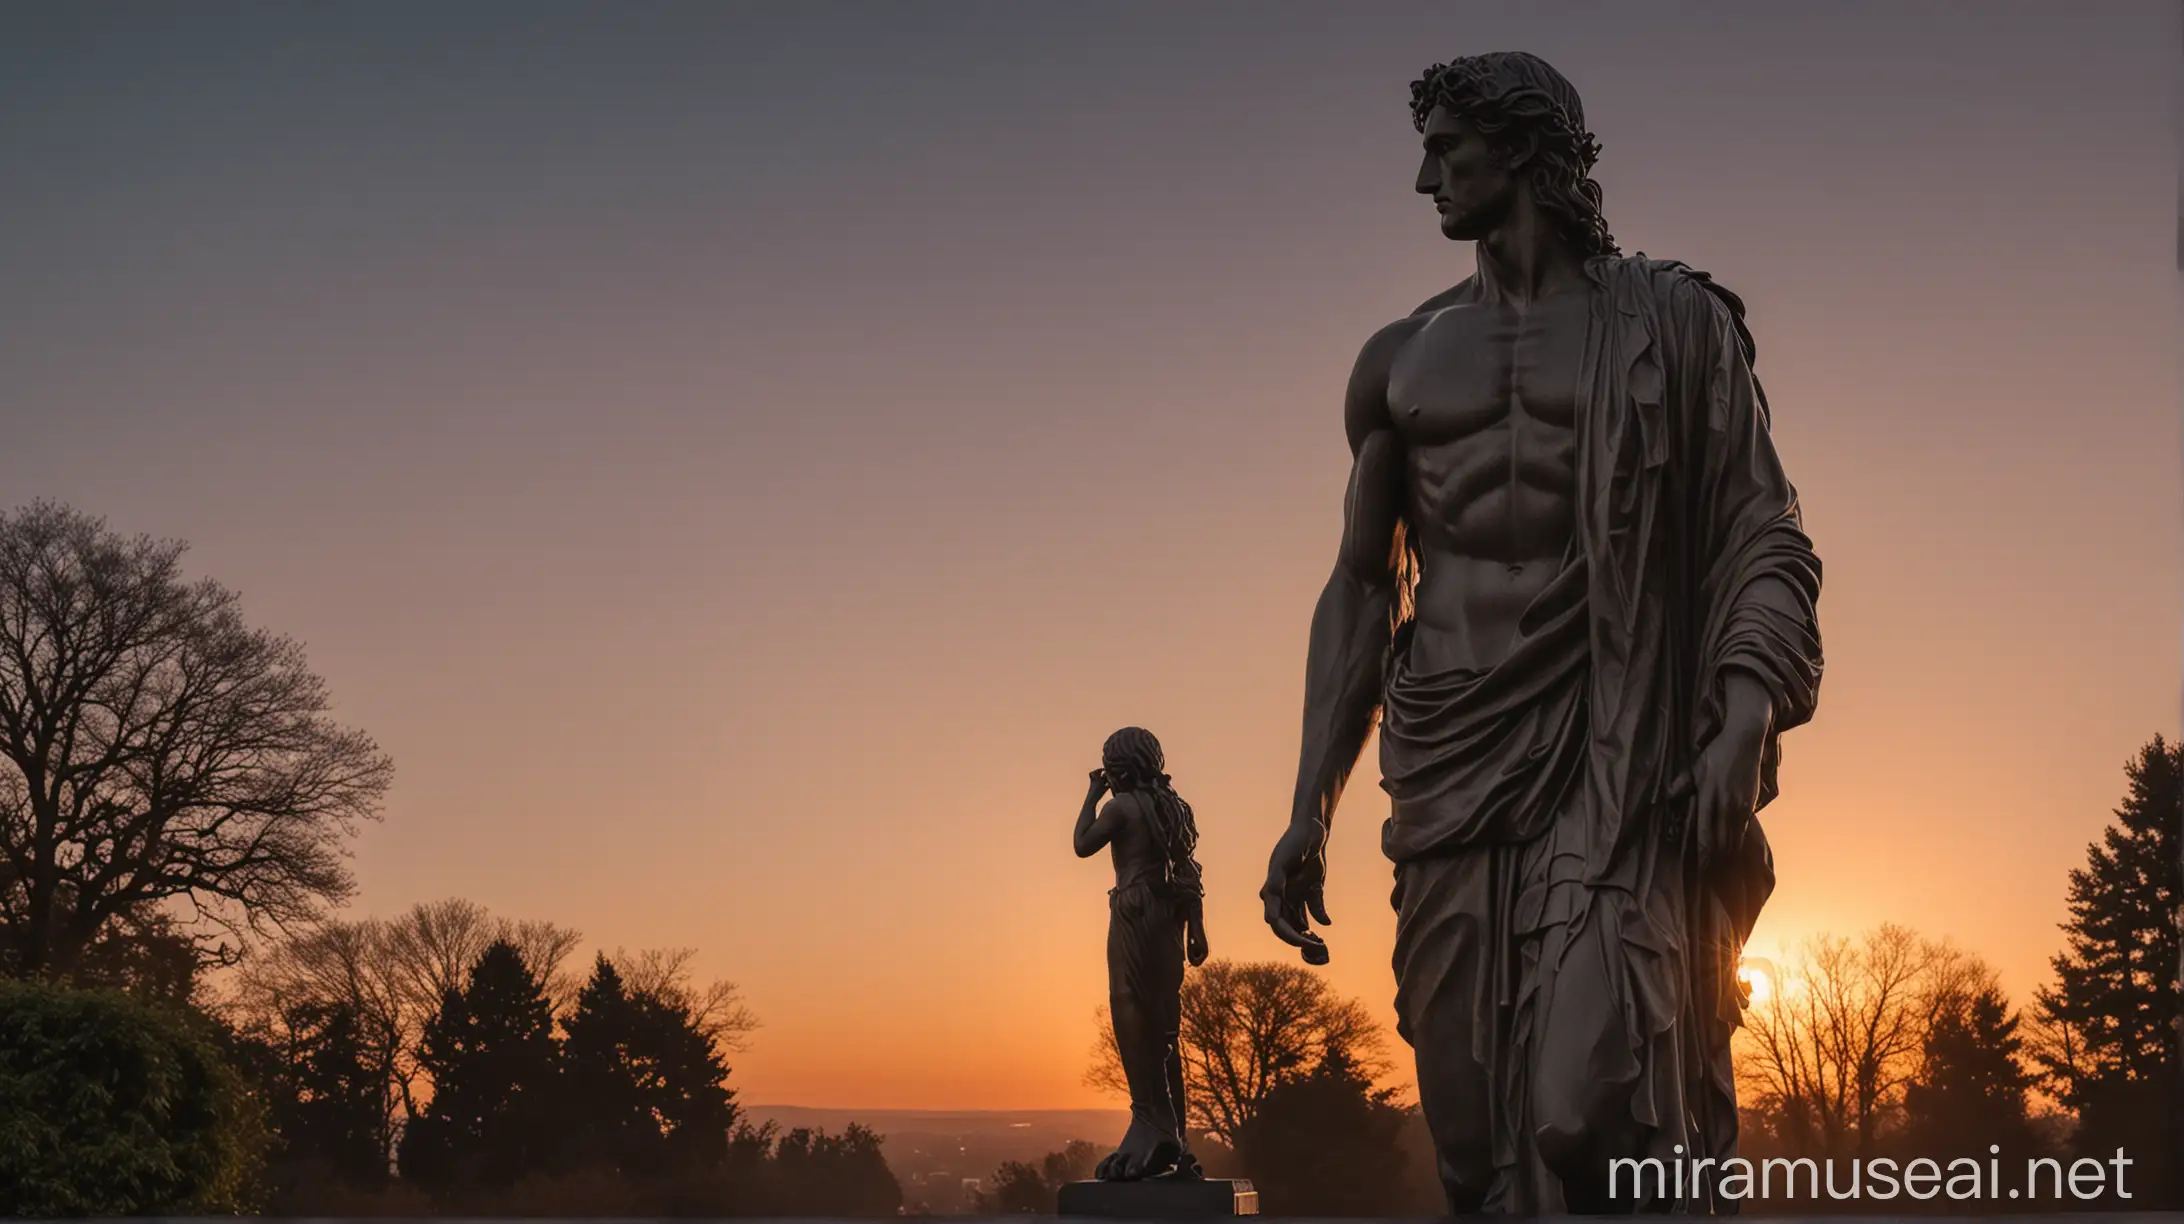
[[1409, 52, 1620, 259]]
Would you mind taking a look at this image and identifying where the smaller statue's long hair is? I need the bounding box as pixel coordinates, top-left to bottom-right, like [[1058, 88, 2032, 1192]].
[[1101, 727, 1203, 895]]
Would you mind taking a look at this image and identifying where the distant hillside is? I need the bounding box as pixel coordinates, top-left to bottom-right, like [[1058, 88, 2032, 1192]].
[[740, 1106, 1129, 1212], [744, 1104, 1127, 1140]]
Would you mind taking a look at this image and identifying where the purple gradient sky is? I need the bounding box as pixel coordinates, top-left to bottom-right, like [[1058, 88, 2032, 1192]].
[[1, 1, 2177, 1108]]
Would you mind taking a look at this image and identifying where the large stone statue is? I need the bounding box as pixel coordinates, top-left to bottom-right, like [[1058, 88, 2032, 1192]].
[[1074, 727, 1208, 1183], [1258, 53, 1824, 1214]]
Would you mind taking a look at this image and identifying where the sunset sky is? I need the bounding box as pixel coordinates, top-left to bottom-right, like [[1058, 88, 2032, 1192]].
[[1, 2, 2177, 1110]]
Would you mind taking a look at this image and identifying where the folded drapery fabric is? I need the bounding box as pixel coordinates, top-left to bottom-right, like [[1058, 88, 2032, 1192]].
[[1375, 255, 1823, 1213]]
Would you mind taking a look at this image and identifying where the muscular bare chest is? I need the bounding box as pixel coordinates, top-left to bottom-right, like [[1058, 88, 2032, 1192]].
[[1381, 291, 1592, 568], [1387, 294, 1590, 443]]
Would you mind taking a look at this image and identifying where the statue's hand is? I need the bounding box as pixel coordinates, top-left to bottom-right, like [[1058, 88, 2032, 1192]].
[[1087, 767, 1111, 796], [1261, 819, 1332, 964], [1670, 674, 1773, 873], [1186, 926, 1208, 968], [1692, 727, 1762, 872]]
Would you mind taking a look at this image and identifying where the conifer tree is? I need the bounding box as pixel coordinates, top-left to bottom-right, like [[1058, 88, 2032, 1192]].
[[558, 955, 648, 1173], [1899, 984, 2047, 1162], [2032, 735, 2181, 1203], [398, 939, 561, 1196], [633, 988, 739, 1173], [272, 999, 392, 1189], [558, 953, 739, 1178], [1234, 1047, 1410, 1215]]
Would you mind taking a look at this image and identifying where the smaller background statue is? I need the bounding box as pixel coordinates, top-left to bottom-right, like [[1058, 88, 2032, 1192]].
[[1073, 726, 1209, 1181]]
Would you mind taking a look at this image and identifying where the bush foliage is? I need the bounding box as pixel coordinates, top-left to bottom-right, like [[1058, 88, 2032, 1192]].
[[0, 978, 266, 1214]]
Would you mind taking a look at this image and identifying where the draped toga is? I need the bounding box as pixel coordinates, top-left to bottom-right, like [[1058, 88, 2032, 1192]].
[[1375, 256, 1823, 1214]]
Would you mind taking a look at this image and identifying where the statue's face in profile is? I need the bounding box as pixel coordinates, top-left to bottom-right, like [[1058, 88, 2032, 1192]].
[[1415, 105, 1515, 242]]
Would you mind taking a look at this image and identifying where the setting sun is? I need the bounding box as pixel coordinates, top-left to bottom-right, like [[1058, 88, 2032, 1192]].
[[1737, 957, 1778, 1008], [0, 12, 2174, 1216]]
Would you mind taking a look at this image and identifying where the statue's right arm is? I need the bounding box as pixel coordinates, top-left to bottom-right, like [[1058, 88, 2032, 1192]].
[[1074, 792, 1127, 858], [1262, 322, 1409, 955], [1292, 324, 1408, 832]]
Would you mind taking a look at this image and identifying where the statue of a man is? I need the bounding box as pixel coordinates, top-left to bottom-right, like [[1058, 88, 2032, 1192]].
[[1259, 53, 1823, 1214], [1075, 726, 1209, 1182]]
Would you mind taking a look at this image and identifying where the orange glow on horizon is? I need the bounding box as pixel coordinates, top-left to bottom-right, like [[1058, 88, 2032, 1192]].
[[4, 3, 2174, 1114]]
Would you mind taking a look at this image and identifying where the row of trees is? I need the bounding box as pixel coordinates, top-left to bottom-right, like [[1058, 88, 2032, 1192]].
[[1014, 738, 2180, 1215], [1737, 926, 2062, 1172], [984, 1040, 1432, 1218], [1085, 958, 1388, 1150], [1061, 959, 1437, 1215], [1735, 736, 2179, 1208], [225, 895, 758, 1183], [0, 885, 905, 1215], [0, 505, 908, 1213], [0, 502, 2175, 1212], [2, 891, 903, 1214], [0, 502, 396, 1211], [237, 931, 896, 1214]]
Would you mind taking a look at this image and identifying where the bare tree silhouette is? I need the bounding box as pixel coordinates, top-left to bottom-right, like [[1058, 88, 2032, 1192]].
[[611, 944, 761, 1056], [1086, 957, 1387, 1147], [1736, 924, 1982, 1159], [231, 898, 585, 1136], [0, 501, 392, 977], [385, 899, 585, 1014]]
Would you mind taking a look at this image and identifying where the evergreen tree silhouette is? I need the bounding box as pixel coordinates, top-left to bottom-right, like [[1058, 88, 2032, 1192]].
[[558, 955, 645, 1174], [1898, 984, 2049, 1167], [634, 980, 740, 1174], [1234, 1047, 1410, 1215], [2033, 735, 2180, 1204], [271, 999, 391, 1190], [398, 938, 560, 1197], [558, 953, 738, 1179]]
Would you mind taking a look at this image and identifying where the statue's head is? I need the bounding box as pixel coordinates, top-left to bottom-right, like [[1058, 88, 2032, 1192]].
[[1101, 726, 1166, 792], [1409, 53, 1618, 258]]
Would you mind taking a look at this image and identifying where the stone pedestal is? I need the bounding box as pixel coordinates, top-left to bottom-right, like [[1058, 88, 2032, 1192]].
[[1056, 1177, 1258, 1217]]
